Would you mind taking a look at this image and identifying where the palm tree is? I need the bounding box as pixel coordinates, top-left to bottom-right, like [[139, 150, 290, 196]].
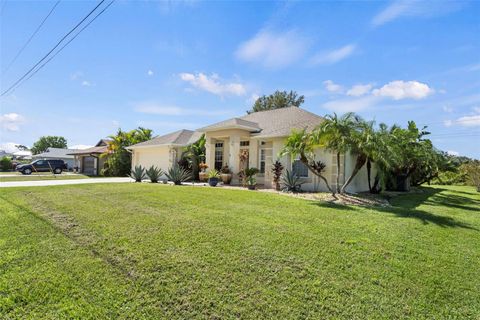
[[281, 129, 335, 195], [182, 134, 206, 181], [312, 113, 359, 193]]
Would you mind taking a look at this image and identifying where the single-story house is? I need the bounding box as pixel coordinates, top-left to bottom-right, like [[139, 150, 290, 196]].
[[12, 150, 32, 160], [127, 107, 374, 193], [32, 148, 77, 169], [127, 129, 203, 171], [68, 139, 111, 175]]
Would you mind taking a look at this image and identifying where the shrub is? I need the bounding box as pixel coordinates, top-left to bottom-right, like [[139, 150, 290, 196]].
[[281, 169, 304, 192], [146, 166, 164, 183], [130, 165, 146, 182], [0, 156, 12, 171], [208, 169, 220, 179], [166, 165, 191, 185], [220, 164, 231, 174], [271, 160, 284, 191]]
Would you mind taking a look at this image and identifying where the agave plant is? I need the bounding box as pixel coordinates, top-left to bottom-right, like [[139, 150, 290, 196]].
[[165, 164, 191, 185], [281, 169, 304, 192], [146, 166, 164, 183], [130, 165, 146, 182]]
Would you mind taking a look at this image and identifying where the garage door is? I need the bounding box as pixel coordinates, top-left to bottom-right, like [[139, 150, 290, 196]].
[[82, 156, 95, 175]]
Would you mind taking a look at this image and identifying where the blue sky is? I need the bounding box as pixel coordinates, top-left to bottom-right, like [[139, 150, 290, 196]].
[[1, 0, 479, 158]]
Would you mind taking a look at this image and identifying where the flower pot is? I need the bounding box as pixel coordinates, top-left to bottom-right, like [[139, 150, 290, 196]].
[[247, 184, 256, 190], [208, 177, 219, 187], [221, 173, 232, 184], [199, 172, 208, 182]]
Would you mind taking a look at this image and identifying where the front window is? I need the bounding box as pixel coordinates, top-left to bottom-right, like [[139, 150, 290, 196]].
[[292, 159, 308, 177], [214, 142, 223, 170], [259, 149, 266, 173]]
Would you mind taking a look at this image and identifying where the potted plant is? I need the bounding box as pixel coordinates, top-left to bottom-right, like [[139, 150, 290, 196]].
[[220, 164, 232, 184], [246, 176, 256, 190], [208, 169, 220, 187], [271, 160, 284, 191], [199, 162, 208, 182]]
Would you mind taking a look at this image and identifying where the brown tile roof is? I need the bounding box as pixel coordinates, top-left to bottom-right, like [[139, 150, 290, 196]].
[[67, 145, 109, 155]]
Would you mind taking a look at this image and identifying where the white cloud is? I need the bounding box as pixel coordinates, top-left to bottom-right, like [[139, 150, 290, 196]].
[[311, 44, 356, 65], [134, 102, 231, 117], [0, 113, 25, 131], [372, 0, 464, 27], [69, 144, 93, 150], [347, 83, 373, 97], [447, 150, 459, 156], [372, 80, 434, 100], [179, 72, 246, 96], [0, 142, 23, 153], [451, 115, 480, 127], [323, 80, 344, 93], [235, 29, 309, 68], [473, 106, 480, 113], [147, 70, 154, 76], [81, 80, 92, 87]]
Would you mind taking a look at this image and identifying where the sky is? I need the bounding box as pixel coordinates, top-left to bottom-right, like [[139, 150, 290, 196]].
[[0, 0, 479, 158]]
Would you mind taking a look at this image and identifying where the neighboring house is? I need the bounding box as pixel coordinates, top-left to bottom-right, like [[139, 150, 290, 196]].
[[68, 139, 111, 175], [128, 107, 374, 193], [32, 148, 77, 169], [0, 150, 13, 158], [127, 129, 203, 171], [12, 150, 32, 160]]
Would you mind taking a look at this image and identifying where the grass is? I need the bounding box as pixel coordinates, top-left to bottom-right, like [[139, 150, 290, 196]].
[[0, 174, 91, 182], [0, 184, 479, 319]]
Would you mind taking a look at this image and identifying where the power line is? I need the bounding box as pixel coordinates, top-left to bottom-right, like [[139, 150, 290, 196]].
[[1, 0, 107, 96], [2, 0, 61, 75], [16, 0, 115, 91]]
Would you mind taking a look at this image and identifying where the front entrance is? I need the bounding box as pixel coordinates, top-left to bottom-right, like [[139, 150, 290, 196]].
[[82, 156, 96, 175]]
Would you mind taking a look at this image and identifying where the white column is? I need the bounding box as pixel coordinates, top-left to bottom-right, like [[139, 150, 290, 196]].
[[249, 139, 258, 169], [229, 135, 240, 183], [205, 136, 216, 171]]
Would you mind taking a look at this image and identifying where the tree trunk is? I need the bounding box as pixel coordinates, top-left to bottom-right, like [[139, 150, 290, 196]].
[[367, 159, 372, 192], [300, 153, 335, 196], [336, 152, 341, 194], [340, 154, 367, 194]]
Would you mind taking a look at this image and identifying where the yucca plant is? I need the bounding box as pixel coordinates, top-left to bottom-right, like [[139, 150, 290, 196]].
[[281, 169, 304, 192], [146, 166, 164, 183], [165, 164, 191, 185], [130, 165, 146, 182]]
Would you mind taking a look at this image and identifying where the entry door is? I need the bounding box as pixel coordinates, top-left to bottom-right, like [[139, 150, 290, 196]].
[[82, 157, 96, 175]]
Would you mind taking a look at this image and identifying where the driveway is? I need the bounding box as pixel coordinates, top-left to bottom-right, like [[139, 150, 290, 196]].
[[0, 177, 133, 188]]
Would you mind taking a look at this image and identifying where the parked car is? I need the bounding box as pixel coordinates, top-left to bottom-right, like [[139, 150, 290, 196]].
[[16, 159, 67, 175]]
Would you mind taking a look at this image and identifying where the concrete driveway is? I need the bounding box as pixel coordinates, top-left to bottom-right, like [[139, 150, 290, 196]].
[[0, 177, 133, 188]]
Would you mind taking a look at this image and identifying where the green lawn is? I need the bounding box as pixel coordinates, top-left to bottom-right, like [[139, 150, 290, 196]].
[[0, 174, 91, 182], [1, 184, 479, 319]]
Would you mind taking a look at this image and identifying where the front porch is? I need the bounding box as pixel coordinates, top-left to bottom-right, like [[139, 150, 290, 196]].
[[203, 130, 289, 188]]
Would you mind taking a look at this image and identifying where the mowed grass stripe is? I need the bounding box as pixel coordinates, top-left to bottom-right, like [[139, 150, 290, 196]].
[[0, 184, 479, 319]]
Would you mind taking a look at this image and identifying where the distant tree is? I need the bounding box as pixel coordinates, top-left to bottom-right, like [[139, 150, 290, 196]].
[[248, 90, 304, 114], [31, 136, 67, 155], [463, 160, 480, 192], [15, 144, 29, 151]]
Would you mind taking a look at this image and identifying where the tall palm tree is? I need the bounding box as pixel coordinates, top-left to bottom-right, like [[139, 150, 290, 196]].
[[312, 113, 359, 193]]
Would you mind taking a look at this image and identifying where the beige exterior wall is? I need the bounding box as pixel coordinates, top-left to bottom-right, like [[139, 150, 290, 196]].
[[132, 146, 182, 176]]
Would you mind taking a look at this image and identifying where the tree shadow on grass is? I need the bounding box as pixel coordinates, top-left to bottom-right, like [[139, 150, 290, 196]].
[[310, 187, 478, 230]]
